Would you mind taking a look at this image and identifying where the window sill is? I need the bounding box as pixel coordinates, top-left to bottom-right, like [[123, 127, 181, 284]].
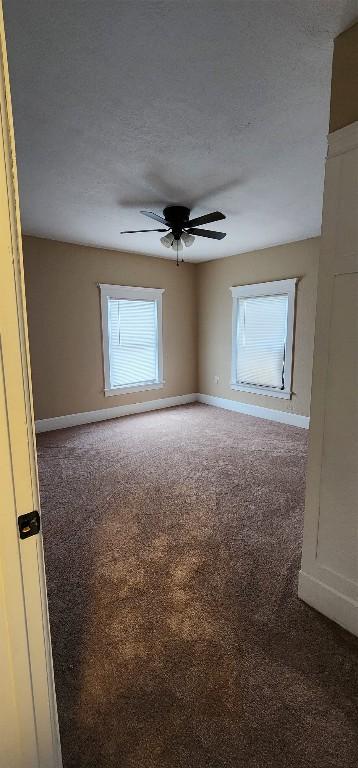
[[231, 383, 291, 400], [105, 381, 165, 397]]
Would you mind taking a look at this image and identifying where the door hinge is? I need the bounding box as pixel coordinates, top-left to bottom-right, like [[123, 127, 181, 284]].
[[18, 511, 41, 539]]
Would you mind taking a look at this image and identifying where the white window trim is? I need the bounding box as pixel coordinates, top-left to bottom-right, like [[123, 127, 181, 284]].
[[230, 278, 298, 399], [99, 283, 165, 396]]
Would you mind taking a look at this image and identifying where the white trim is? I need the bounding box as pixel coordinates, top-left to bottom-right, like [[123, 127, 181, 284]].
[[36, 393, 310, 433], [105, 381, 165, 397], [231, 383, 291, 399], [230, 278, 298, 298], [99, 283, 164, 396], [230, 278, 298, 399], [98, 284, 165, 300], [35, 393, 197, 433], [197, 393, 309, 428], [327, 120, 358, 159], [298, 571, 358, 637]]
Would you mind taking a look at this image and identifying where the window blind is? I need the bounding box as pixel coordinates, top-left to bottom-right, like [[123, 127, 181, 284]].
[[108, 298, 159, 389], [236, 294, 288, 389]]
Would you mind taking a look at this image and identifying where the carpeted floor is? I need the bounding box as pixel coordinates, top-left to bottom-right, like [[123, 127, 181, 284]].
[[37, 404, 358, 768]]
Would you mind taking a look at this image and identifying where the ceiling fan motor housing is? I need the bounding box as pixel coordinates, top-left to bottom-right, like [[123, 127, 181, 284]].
[[163, 206, 190, 239]]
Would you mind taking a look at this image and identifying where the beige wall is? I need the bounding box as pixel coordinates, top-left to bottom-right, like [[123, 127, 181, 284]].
[[24, 235, 319, 422], [197, 238, 319, 417], [23, 236, 198, 420], [329, 21, 358, 133]]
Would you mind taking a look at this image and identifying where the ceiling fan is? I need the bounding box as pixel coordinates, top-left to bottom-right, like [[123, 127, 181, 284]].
[[120, 206, 226, 265]]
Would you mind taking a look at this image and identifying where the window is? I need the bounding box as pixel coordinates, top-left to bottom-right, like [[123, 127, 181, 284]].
[[230, 278, 297, 399], [99, 284, 164, 396]]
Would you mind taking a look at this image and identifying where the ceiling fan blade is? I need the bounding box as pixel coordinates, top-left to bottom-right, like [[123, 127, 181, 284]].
[[120, 228, 168, 234], [187, 227, 226, 240], [140, 210, 167, 225], [187, 211, 226, 227]]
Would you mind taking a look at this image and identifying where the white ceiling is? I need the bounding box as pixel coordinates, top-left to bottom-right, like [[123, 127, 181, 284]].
[[3, 0, 358, 262]]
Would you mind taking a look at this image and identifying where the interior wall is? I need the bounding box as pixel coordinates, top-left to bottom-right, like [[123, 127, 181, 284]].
[[23, 236, 198, 420], [299, 18, 358, 636], [329, 21, 358, 133], [197, 238, 319, 417], [24, 235, 319, 423]]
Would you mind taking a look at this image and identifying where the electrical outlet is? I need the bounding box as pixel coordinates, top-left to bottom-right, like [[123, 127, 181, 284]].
[[214, 375, 219, 384]]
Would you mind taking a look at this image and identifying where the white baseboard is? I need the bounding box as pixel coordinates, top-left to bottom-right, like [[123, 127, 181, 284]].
[[36, 392, 309, 433], [35, 393, 197, 433], [298, 570, 358, 637], [197, 393, 309, 428]]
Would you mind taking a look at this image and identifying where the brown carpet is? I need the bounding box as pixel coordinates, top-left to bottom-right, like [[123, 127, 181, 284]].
[[37, 403, 358, 768]]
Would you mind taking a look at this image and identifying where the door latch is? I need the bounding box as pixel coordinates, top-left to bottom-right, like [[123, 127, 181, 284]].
[[18, 511, 41, 539]]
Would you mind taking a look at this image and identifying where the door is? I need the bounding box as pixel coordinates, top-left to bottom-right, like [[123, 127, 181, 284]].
[[0, 5, 61, 766]]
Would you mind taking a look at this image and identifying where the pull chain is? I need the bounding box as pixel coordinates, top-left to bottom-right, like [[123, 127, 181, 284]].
[[175, 237, 184, 266]]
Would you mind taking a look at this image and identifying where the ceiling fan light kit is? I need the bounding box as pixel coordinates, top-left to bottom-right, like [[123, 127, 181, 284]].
[[160, 232, 174, 248], [181, 231, 195, 247], [121, 205, 226, 265]]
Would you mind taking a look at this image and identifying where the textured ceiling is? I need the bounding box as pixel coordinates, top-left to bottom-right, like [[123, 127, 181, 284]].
[[4, 0, 358, 262]]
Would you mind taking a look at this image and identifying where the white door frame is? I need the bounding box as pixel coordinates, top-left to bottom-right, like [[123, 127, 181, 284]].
[[0, 5, 62, 766]]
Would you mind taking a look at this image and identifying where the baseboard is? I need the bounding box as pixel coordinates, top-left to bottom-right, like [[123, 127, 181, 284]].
[[35, 392, 310, 433], [35, 393, 198, 433], [197, 393, 309, 428], [298, 570, 358, 637]]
